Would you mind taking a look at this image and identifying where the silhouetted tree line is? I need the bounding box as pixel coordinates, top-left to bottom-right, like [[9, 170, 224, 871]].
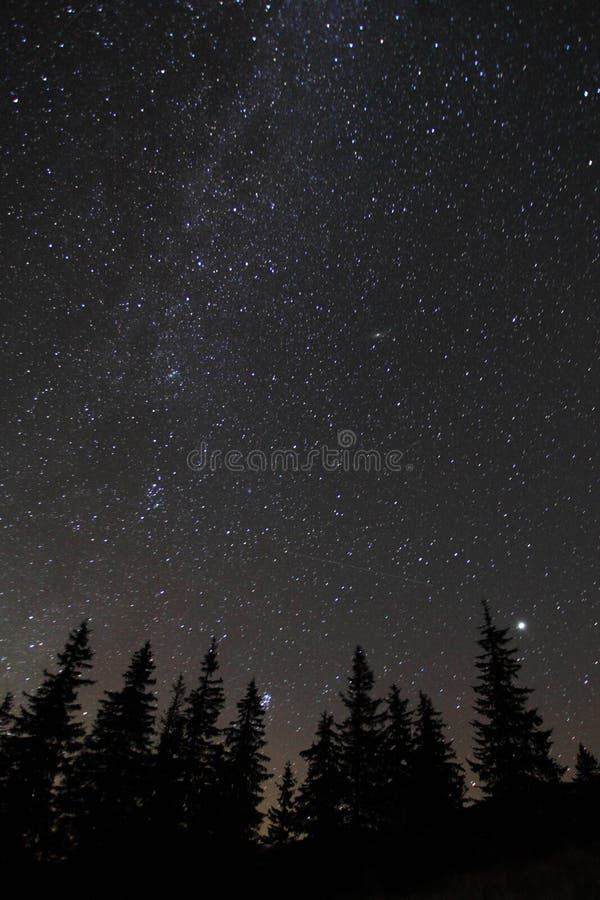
[[0, 600, 598, 892]]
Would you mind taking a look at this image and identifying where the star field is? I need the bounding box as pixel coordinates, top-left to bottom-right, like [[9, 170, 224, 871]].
[[2, 0, 598, 792]]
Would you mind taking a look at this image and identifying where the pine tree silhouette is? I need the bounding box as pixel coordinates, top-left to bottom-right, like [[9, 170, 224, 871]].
[[69, 642, 156, 859], [338, 645, 384, 833], [0, 692, 15, 774], [0, 693, 14, 732], [572, 743, 600, 837], [413, 691, 464, 819], [266, 760, 297, 845], [380, 683, 415, 833], [158, 674, 187, 761], [574, 743, 600, 784], [0, 692, 16, 862], [3, 622, 93, 859], [297, 711, 344, 841], [471, 599, 565, 799], [153, 674, 187, 842], [183, 636, 225, 838], [222, 678, 270, 844]]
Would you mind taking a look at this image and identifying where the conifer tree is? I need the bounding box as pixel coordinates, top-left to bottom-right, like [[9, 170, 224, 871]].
[[471, 600, 564, 798], [337, 645, 384, 833], [574, 743, 600, 784], [0, 692, 15, 776], [413, 692, 464, 818], [0, 693, 13, 732], [70, 642, 156, 855], [380, 683, 415, 831], [222, 679, 270, 843], [297, 712, 343, 841], [266, 760, 297, 845], [158, 674, 187, 761], [0, 693, 16, 859], [5, 622, 93, 857], [183, 636, 225, 835], [153, 675, 187, 838]]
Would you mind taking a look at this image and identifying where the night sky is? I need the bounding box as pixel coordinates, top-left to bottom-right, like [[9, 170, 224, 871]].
[[2, 0, 598, 796]]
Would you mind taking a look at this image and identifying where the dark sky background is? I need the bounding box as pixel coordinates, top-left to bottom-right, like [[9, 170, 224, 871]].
[[2, 0, 598, 798]]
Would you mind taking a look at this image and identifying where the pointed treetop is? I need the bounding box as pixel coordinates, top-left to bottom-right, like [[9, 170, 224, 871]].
[[575, 743, 600, 784], [124, 641, 156, 688], [479, 595, 493, 630], [266, 760, 297, 845]]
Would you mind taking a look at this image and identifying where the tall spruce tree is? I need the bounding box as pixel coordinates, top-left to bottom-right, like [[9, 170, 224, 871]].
[[222, 679, 270, 843], [380, 683, 415, 832], [70, 642, 156, 856], [338, 645, 384, 833], [4, 622, 93, 858], [0, 693, 16, 861], [153, 675, 187, 840], [183, 636, 225, 836], [266, 760, 297, 845], [297, 711, 343, 841], [413, 691, 464, 817], [0, 693, 13, 732], [158, 675, 187, 761], [471, 600, 564, 798], [574, 743, 600, 784], [0, 692, 15, 777]]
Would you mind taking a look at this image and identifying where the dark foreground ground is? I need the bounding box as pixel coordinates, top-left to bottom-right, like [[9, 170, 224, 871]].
[[18, 834, 599, 900], [397, 841, 600, 900], [13, 787, 600, 899]]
